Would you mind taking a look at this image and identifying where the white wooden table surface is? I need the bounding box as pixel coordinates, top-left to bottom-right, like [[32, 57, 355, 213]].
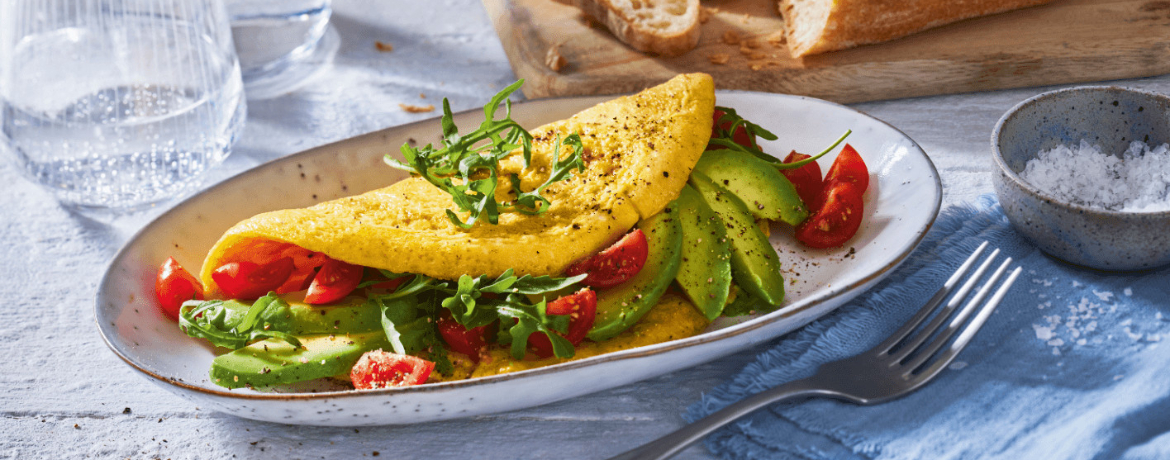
[[4, 1, 1170, 458]]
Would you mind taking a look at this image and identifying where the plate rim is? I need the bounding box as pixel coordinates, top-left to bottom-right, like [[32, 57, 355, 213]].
[[95, 89, 943, 402]]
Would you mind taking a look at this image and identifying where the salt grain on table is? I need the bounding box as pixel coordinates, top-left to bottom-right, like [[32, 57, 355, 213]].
[[1019, 140, 1170, 212]]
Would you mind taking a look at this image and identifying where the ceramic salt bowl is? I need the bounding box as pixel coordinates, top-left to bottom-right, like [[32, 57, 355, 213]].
[[992, 86, 1170, 271]]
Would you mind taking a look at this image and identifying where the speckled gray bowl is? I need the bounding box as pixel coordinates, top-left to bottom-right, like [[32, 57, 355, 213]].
[[992, 86, 1170, 271]]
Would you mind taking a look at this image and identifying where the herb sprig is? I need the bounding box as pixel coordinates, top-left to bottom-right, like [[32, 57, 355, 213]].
[[178, 294, 302, 350], [385, 80, 586, 229], [369, 270, 586, 361], [709, 106, 851, 169]]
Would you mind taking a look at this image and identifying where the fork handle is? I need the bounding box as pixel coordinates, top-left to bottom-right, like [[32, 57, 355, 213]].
[[606, 377, 825, 460]]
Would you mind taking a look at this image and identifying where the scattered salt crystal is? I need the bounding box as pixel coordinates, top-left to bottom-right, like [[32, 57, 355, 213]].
[[1018, 140, 1170, 212], [949, 361, 968, 370], [1124, 288, 1133, 296], [1093, 290, 1114, 302], [1158, 312, 1165, 321], [1033, 324, 1054, 340], [1076, 339, 1087, 346], [1072, 281, 1083, 288], [1121, 319, 1133, 327], [1047, 338, 1065, 346], [1114, 374, 1125, 381], [1053, 348, 1062, 356]]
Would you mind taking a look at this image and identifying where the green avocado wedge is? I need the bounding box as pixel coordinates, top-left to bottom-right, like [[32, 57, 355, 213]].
[[210, 332, 390, 389], [674, 185, 733, 320], [693, 149, 808, 225], [586, 204, 683, 342], [690, 171, 785, 307], [213, 294, 382, 335]]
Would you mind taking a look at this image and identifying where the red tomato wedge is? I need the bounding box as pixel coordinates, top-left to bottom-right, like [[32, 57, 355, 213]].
[[795, 144, 870, 249], [155, 257, 203, 321], [709, 108, 756, 150], [275, 247, 327, 294], [823, 144, 869, 191], [212, 257, 295, 300], [796, 182, 865, 248], [564, 229, 648, 289], [350, 350, 435, 389], [437, 310, 491, 358], [303, 257, 364, 304], [528, 288, 597, 358], [780, 150, 824, 211]]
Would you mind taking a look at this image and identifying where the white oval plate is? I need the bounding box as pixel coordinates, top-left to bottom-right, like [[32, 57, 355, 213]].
[[96, 90, 941, 426]]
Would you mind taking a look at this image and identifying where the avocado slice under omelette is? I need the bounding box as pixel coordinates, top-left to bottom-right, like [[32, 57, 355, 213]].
[[200, 73, 716, 293]]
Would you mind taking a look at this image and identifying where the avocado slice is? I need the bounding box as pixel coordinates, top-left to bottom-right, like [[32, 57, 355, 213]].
[[586, 205, 683, 342], [693, 149, 808, 225], [690, 171, 785, 306], [210, 332, 390, 389], [215, 295, 382, 336], [674, 185, 733, 320]]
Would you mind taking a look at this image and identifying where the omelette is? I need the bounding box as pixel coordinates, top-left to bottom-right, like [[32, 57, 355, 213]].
[[199, 73, 715, 291]]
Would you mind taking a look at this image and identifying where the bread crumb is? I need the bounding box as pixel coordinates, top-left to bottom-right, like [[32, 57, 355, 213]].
[[400, 103, 435, 113], [374, 41, 393, 52], [699, 6, 718, 23], [740, 39, 760, 49], [722, 31, 741, 45], [419, 93, 426, 99], [741, 13, 752, 24], [708, 53, 730, 65], [765, 30, 787, 46], [545, 44, 568, 72]]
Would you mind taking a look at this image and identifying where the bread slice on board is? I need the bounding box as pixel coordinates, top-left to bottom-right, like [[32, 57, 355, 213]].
[[556, 0, 700, 57], [779, 0, 1058, 57]]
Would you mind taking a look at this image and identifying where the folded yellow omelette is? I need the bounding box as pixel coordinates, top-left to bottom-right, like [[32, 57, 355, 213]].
[[199, 73, 715, 293]]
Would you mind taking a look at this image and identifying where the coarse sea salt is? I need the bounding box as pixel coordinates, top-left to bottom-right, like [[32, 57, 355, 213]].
[[1019, 140, 1170, 212]]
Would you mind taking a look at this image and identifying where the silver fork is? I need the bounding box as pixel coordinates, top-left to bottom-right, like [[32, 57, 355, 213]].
[[608, 242, 1022, 460]]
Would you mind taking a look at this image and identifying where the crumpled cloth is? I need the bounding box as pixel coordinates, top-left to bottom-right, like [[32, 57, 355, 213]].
[[686, 196, 1170, 460]]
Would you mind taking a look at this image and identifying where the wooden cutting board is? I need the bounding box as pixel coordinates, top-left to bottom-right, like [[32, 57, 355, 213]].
[[482, 0, 1170, 102]]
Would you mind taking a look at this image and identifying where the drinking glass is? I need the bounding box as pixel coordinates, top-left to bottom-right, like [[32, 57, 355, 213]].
[[0, 0, 246, 213], [226, 0, 338, 100]]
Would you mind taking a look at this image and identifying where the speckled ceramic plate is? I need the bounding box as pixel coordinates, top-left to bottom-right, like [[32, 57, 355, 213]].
[[96, 90, 942, 426]]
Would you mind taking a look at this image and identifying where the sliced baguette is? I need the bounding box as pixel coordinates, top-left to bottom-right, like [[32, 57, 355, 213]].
[[558, 0, 700, 57], [779, 0, 1058, 57]]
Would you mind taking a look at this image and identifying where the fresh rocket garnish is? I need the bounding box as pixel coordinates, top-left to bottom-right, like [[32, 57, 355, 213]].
[[384, 80, 586, 229], [709, 105, 851, 170], [368, 270, 587, 361], [178, 294, 302, 350]]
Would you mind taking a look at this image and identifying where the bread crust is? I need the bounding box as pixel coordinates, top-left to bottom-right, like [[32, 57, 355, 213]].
[[780, 0, 1057, 57], [563, 0, 700, 57]]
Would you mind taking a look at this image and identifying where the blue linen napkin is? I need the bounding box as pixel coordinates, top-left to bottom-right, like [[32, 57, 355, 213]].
[[686, 196, 1170, 460]]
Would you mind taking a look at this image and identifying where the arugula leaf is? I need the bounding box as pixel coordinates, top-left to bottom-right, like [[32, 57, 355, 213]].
[[384, 80, 585, 228], [711, 106, 851, 170], [369, 292, 454, 375], [178, 294, 301, 349], [497, 300, 575, 360]]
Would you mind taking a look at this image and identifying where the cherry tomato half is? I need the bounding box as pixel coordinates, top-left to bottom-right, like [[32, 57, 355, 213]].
[[823, 144, 869, 192], [437, 310, 492, 358], [795, 182, 865, 249], [780, 150, 824, 211], [564, 229, 648, 289], [212, 257, 295, 300], [709, 108, 756, 150], [303, 257, 364, 305], [275, 247, 327, 294], [155, 257, 203, 321], [350, 350, 435, 389], [528, 288, 597, 358]]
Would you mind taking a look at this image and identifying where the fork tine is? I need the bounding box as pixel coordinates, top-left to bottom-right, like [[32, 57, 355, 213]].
[[908, 264, 1022, 382], [874, 242, 989, 355], [886, 247, 1001, 362], [901, 256, 1013, 373]]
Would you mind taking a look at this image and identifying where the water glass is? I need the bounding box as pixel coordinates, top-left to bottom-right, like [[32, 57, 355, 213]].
[[0, 0, 246, 213], [226, 0, 337, 100]]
